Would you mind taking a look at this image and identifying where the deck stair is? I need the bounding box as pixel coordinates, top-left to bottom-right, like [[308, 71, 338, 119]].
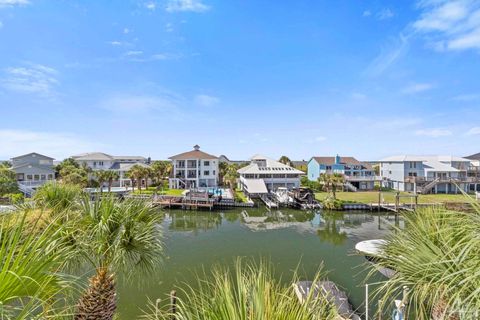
[[261, 194, 278, 209], [18, 183, 35, 198], [344, 182, 358, 192], [417, 178, 440, 194]]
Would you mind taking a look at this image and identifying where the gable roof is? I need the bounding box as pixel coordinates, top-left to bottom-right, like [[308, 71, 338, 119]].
[[10, 163, 55, 172], [11, 152, 54, 160], [465, 153, 480, 160], [72, 152, 114, 161], [311, 156, 362, 165], [169, 149, 218, 160]]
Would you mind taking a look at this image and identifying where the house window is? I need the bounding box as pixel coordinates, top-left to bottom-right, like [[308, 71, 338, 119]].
[[204, 171, 210, 176], [41, 174, 46, 180], [48, 174, 53, 180], [93, 162, 97, 166], [27, 174, 33, 180], [326, 166, 332, 170], [34, 174, 40, 181], [213, 170, 216, 175], [99, 161, 104, 166], [204, 161, 210, 166]]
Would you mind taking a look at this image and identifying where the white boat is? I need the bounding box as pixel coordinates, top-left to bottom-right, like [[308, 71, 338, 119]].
[[355, 239, 396, 278]]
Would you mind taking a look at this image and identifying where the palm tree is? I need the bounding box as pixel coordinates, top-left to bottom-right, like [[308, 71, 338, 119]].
[[141, 166, 152, 189], [223, 164, 239, 190], [126, 164, 144, 191], [151, 161, 172, 186], [104, 170, 119, 193], [279, 155, 293, 167], [93, 170, 107, 192], [73, 196, 163, 320], [372, 204, 480, 319], [318, 173, 345, 200], [142, 259, 338, 320]]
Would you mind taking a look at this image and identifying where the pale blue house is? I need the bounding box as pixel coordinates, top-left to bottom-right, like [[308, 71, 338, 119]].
[[307, 155, 376, 190]]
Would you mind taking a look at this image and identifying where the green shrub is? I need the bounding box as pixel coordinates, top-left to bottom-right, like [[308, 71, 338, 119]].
[[321, 197, 344, 210], [5, 193, 24, 204]]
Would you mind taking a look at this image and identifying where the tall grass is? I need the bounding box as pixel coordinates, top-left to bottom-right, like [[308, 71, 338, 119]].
[[372, 203, 480, 319], [142, 259, 339, 320], [0, 211, 77, 319]]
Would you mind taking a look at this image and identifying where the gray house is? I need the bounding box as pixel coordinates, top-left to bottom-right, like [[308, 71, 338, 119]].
[[10, 152, 56, 187]]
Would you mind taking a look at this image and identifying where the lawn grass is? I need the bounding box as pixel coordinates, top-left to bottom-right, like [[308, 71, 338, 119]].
[[315, 191, 474, 204], [132, 187, 184, 196]]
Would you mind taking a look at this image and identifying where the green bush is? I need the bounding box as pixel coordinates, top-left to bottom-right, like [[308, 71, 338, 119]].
[[321, 197, 344, 210], [5, 193, 24, 204]]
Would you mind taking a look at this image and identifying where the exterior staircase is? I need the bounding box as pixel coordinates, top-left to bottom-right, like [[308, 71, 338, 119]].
[[344, 182, 358, 192], [417, 178, 440, 194], [18, 182, 35, 198]]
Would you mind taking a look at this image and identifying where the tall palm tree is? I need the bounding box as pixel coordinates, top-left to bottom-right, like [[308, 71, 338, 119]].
[[104, 170, 120, 193], [93, 170, 107, 192], [151, 161, 172, 186], [126, 165, 144, 191], [73, 196, 163, 320], [279, 155, 293, 167], [223, 164, 239, 190], [141, 166, 152, 189]]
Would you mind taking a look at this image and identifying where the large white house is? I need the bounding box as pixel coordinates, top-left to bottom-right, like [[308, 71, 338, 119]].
[[168, 145, 219, 189], [71, 152, 149, 187], [379, 155, 478, 194], [237, 155, 304, 196]]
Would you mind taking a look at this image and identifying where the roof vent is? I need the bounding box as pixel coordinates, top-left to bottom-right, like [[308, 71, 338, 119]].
[[193, 145, 200, 151]]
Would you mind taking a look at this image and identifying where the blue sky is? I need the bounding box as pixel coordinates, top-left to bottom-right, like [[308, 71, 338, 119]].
[[0, 0, 479, 161]]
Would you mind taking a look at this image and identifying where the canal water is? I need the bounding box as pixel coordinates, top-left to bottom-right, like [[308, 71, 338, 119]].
[[116, 208, 400, 319]]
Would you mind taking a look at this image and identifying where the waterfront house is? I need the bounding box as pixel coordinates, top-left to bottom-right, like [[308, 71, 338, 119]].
[[10, 152, 56, 190], [71, 152, 149, 187], [379, 155, 477, 193], [169, 145, 219, 189], [237, 155, 304, 196], [307, 155, 376, 191]]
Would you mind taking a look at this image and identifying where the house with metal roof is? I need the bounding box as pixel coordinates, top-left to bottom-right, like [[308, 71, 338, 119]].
[[10, 152, 56, 195], [71, 152, 149, 187], [237, 154, 304, 196], [168, 145, 219, 189], [307, 155, 377, 191], [379, 155, 477, 193]]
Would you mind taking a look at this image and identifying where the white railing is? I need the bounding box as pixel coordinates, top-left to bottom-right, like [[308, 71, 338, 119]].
[[346, 175, 381, 182], [18, 180, 51, 187]]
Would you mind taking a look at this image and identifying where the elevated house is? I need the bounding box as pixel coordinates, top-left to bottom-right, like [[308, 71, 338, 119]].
[[10, 152, 56, 196], [169, 145, 219, 189], [237, 155, 304, 197], [465, 153, 480, 185], [379, 155, 477, 193], [10, 152, 56, 186], [307, 155, 376, 191], [71, 152, 149, 187]]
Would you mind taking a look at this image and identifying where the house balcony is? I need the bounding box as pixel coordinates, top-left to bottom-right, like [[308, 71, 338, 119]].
[[345, 175, 381, 182], [404, 176, 479, 183]]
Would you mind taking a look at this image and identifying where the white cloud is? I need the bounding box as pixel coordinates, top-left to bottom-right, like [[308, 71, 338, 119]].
[[413, 0, 480, 51], [1, 63, 58, 97], [378, 8, 394, 20], [125, 50, 143, 56], [0, 129, 103, 160], [108, 40, 132, 46], [166, 0, 210, 12], [365, 33, 409, 76], [99, 94, 180, 113], [415, 128, 452, 137], [194, 94, 219, 106], [363, 10, 371, 17], [314, 136, 327, 142], [165, 22, 174, 32], [123, 28, 130, 34], [0, 20, 3, 28], [351, 92, 367, 100], [452, 93, 480, 101], [0, 0, 30, 8], [145, 1, 156, 10], [401, 82, 434, 94], [466, 127, 480, 135]]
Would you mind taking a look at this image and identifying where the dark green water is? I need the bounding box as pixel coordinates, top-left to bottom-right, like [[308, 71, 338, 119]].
[[116, 208, 399, 319]]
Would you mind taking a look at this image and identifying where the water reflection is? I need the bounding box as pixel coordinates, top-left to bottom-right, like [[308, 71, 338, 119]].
[[164, 208, 401, 241]]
